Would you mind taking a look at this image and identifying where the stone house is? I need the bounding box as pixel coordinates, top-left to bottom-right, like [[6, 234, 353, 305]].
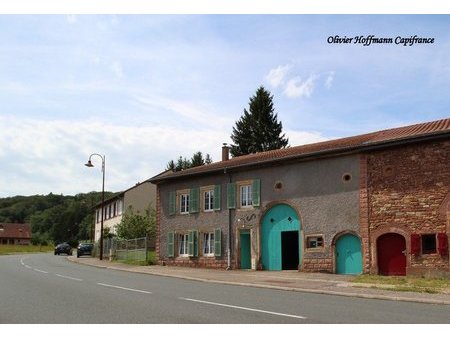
[[0, 223, 32, 245], [150, 118, 450, 276]]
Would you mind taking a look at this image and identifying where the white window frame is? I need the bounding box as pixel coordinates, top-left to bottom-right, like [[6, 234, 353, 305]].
[[179, 233, 189, 256], [180, 193, 190, 214], [204, 190, 214, 212], [240, 185, 253, 208], [203, 232, 215, 256]]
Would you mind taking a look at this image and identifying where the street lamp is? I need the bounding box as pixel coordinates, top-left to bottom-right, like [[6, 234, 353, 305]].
[[84, 153, 105, 260]]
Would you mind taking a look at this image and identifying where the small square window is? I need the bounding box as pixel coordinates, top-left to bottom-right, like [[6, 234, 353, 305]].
[[306, 236, 324, 249], [422, 234, 436, 254]]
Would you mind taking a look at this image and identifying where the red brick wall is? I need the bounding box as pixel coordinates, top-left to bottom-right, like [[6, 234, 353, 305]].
[[366, 139, 450, 276]]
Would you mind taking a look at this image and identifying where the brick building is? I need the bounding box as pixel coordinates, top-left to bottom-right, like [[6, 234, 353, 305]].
[[150, 118, 450, 276]]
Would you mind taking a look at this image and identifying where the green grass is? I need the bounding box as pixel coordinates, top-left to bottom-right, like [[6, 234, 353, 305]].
[[0, 244, 54, 255], [351, 274, 450, 294]]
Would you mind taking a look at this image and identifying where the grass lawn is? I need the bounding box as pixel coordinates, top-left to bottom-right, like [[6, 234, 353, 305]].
[[351, 274, 450, 294], [0, 244, 54, 255]]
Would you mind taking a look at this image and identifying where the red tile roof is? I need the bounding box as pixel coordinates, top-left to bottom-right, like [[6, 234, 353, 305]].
[[0, 223, 32, 239], [151, 118, 450, 183]]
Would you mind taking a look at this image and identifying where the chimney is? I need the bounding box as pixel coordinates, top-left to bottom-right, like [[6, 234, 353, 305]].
[[222, 143, 230, 161]]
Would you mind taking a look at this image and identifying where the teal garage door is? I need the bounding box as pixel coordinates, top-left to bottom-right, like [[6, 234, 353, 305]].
[[261, 204, 301, 270], [335, 233, 362, 274]]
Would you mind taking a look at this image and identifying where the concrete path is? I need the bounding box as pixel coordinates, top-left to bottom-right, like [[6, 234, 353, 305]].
[[68, 256, 450, 305]]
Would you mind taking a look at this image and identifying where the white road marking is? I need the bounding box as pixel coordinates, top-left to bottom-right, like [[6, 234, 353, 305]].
[[179, 297, 307, 320], [55, 274, 83, 281], [20, 257, 32, 269], [33, 269, 49, 274], [97, 283, 152, 294]]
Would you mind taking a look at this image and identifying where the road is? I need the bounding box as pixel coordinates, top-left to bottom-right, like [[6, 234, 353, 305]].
[[0, 253, 449, 324]]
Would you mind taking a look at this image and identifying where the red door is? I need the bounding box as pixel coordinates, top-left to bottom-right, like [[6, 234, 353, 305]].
[[377, 233, 406, 276]]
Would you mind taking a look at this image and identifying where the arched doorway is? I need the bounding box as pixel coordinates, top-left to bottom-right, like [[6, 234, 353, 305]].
[[335, 233, 362, 275], [261, 204, 301, 270], [377, 233, 406, 276]]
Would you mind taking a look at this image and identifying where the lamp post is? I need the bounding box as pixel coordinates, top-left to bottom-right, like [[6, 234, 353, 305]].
[[84, 153, 105, 260]]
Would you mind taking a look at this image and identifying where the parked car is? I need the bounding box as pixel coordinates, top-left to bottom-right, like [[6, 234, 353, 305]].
[[77, 243, 94, 258], [54, 242, 72, 256]]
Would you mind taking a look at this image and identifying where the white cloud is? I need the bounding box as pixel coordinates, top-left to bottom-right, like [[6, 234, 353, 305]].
[[284, 75, 317, 98], [286, 129, 329, 146], [111, 61, 124, 79], [265, 64, 291, 88], [325, 71, 335, 89]]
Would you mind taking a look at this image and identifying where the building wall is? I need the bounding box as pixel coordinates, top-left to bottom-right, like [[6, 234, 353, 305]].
[[158, 154, 360, 272], [123, 182, 157, 214], [365, 139, 450, 276]]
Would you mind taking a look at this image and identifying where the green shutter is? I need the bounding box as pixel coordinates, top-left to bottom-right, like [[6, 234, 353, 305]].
[[213, 185, 221, 211], [252, 179, 261, 207], [214, 228, 222, 257], [189, 187, 199, 213], [168, 191, 176, 216], [227, 182, 236, 209], [167, 232, 174, 258], [188, 230, 198, 257]]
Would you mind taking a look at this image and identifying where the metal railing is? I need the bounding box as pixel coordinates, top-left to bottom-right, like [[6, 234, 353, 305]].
[[95, 236, 155, 262]]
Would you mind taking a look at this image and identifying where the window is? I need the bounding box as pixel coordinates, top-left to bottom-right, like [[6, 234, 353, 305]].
[[203, 232, 215, 256], [179, 233, 189, 256], [306, 236, 324, 249], [240, 185, 253, 207], [422, 234, 437, 254], [204, 190, 214, 211], [180, 194, 189, 214]]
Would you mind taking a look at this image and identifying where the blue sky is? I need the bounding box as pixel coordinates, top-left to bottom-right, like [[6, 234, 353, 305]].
[[1, 14, 450, 197]]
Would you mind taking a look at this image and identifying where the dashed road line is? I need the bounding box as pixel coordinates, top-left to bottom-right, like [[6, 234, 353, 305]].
[[33, 268, 49, 274], [97, 283, 153, 294], [55, 274, 83, 281], [179, 297, 307, 320]]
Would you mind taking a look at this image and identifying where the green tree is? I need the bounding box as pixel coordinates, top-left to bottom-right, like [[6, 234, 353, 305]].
[[166, 151, 212, 171], [230, 86, 288, 157], [115, 204, 156, 240]]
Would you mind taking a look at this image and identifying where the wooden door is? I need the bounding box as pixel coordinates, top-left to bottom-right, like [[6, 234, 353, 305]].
[[336, 234, 363, 275], [377, 233, 406, 276]]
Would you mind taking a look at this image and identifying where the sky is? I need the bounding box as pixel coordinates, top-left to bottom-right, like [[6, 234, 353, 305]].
[[1, 12, 450, 197]]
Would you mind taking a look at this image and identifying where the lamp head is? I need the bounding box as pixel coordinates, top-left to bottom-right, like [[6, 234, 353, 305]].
[[84, 160, 94, 168]]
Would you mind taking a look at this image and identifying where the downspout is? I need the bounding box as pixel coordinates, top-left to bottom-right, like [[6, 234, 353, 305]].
[[226, 168, 232, 270]]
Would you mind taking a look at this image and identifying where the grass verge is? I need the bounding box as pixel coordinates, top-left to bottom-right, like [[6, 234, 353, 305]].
[[114, 251, 157, 266], [351, 274, 450, 294], [0, 244, 54, 255]]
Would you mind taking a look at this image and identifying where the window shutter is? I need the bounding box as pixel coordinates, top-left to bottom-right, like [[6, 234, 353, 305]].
[[168, 191, 176, 216], [252, 179, 261, 207], [410, 234, 421, 256], [227, 183, 236, 209], [214, 228, 222, 257], [189, 188, 199, 213], [213, 185, 221, 211], [167, 232, 174, 258], [437, 233, 448, 256], [187, 230, 198, 257]]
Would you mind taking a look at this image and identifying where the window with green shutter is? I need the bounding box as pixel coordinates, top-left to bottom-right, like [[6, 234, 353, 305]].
[[214, 228, 222, 257], [188, 230, 198, 257], [167, 232, 175, 257], [227, 182, 236, 209], [252, 179, 260, 207], [168, 191, 176, 215], [213, 185, 221, 211], [189, 187, 200, 213]]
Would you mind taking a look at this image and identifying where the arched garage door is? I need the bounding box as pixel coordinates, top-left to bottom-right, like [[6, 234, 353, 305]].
[[335, 233, 362, 275], [261, 204, 301, 270]]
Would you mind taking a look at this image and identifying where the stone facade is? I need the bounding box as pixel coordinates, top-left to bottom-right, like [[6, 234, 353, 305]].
[[366, 140, 450, 276]]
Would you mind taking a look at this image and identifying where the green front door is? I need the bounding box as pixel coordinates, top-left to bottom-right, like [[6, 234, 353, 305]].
[[336, 234, 362, 275], [261, 204, 301, 271], [240, 232, 251, 269]]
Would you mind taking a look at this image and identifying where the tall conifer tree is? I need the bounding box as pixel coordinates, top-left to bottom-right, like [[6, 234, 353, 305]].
[[230, 86, 288, 157]]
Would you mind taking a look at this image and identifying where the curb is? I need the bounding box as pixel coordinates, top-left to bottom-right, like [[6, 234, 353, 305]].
[[67, 257, 450, 306]]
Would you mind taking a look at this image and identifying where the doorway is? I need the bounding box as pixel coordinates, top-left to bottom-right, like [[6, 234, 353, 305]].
[[377, 233, 406, 276], [335, 233, 362, 275], [240, 231, 251, 269], [281, 231, 299, 270]]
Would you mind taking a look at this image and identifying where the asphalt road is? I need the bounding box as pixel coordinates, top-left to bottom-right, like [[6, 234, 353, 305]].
[[1, 253, 449, 324]]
